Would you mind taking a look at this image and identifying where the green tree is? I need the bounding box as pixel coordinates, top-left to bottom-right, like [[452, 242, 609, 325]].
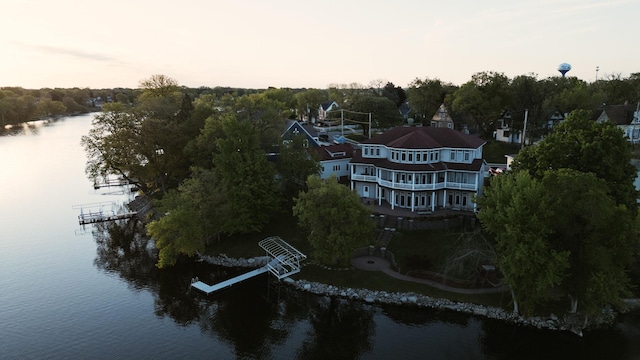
[[81, 103, 151, 192], [233, 92, 288, 151], [348, 94, 403, 132], [147, 168, 222, 268], [542, 169, 636, 314], [294, 89, 328, 121], [449, 71, 512, 137], [37, 98, 67, 117], [212, 115, 281, 234], [514, 109, 638, 214], [381, 81, 407, 108], [406, 78, 455, 122], [477, 171, 569, 315], [509, 74, 545, 139], [276, 135, 321, 207], [478, 168, 638, 315], [293, 175, 375, 266]]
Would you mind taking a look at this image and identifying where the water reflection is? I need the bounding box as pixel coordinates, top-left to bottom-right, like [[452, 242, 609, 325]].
[[0, 118, 61, 136], [92, 219, 158, 292], [91, 219, 640, 359]]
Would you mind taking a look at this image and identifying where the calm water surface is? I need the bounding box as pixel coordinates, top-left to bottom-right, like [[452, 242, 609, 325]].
[[1, 114, 639, 360]]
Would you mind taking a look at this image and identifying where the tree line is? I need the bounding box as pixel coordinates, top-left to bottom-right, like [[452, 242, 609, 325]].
[[6, 70, 640, 138]]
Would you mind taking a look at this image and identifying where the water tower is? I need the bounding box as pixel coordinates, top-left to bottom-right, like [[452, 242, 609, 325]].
[[558, 63, 572, 77]]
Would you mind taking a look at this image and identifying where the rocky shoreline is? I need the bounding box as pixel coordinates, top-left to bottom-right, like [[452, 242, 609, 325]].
[[196, 253, 624, 337]]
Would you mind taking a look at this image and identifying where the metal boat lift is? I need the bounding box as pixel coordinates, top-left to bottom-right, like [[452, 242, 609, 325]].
[[191, 236, 306, 295]]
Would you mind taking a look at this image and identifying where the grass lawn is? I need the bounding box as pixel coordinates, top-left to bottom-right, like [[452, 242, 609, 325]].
[[482, 140, 521, 164], [386, 229, 462, 274], [292, 264, 510, 309]]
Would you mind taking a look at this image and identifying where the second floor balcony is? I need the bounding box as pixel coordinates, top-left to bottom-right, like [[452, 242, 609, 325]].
[[352, 173, 478, 192]]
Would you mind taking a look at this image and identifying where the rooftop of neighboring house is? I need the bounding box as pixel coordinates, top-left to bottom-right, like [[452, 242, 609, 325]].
[[361, 125, 486, 150], [282, 119, 320, 147], [597, 103, 640, 125], [309, 143, 354, 161], [320, 101, 339, 111], [431, 103, 454, 123]]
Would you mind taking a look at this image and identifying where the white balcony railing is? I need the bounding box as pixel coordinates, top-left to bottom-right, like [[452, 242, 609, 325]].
[[351, 174, 378, 182], [372, 178, 477, 191]]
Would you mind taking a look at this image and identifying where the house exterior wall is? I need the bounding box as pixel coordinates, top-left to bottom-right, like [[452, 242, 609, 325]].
[[350, 127, 486, 213], [319, 158, 350, 180], [495, 128, 522, 144]]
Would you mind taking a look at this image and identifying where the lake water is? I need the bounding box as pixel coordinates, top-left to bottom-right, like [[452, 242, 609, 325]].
[[1, 113, 639, 359]]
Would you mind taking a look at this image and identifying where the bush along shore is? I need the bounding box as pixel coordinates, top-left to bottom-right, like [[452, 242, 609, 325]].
[[195, 253, 631, 337]]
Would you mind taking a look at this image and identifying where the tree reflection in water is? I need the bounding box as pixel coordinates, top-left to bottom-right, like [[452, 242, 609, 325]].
[[296, 296, 374, 360]]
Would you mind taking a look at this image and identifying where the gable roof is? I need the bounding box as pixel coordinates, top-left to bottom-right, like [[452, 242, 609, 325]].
[[320, 101, 339, 111], [431, 103, 454, 122], [598, 103, 639, 125], [282, 120, 320, 147], [362, 126, 485, 150]]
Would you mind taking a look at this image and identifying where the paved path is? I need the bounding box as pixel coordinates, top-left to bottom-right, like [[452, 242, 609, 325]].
[[351, 256, 507, 295]]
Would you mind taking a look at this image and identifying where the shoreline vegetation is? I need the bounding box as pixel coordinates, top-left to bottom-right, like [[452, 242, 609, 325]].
[[127, 195, 639, 336]]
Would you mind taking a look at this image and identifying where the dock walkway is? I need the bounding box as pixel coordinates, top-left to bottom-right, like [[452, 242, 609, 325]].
[[191, 266, 269, 295]]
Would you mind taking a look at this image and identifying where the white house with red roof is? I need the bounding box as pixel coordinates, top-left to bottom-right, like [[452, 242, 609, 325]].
[[350, 126, 486, 213], [309, 143, 354, 182]]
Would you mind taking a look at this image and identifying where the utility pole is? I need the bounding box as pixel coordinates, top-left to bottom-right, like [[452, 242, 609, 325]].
[[521, 109, 528, 149], [369, 112, 372, 139], [341, 109, 344, 137]]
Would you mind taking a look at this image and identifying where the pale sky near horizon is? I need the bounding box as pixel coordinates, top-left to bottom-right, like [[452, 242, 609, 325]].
[[2, 0, 638, 90]]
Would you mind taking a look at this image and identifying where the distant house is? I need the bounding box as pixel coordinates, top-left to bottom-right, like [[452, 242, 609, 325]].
[[309, 143, 354, 182], [398, 101, 412, 120], [350, 126, 486, 213], [430, 104, 455, 129], [318, 101, 339, 122], [281, 120, 320, 148], [543, 111, 565, 130], [596, 103, 640, 144], [493, 110, 522, 144]]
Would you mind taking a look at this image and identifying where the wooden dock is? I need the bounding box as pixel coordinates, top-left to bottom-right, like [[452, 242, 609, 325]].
[[78, 211, 137, 225], [73, 202, 137, 225]]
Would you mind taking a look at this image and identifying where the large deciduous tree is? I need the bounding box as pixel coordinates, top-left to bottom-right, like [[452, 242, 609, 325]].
[[449, 71, 512, 137], [477, 171, 569, 315], [478, 167, 638, 315], [294, 89, 328, 121], [147, 168, 222, 268], [293, 175, 375, 266], [406, 78, 455, 122], [513, 109, 638, 214], [81, 102, 150, 192], [212, 114, 282, 234], [82, 75, 198, 193]]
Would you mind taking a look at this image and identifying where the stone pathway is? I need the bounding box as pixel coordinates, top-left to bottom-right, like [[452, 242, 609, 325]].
[[351, 256, 507, 295]]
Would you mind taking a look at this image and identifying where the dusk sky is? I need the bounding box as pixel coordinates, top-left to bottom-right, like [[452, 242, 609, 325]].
[[2, 0, 638, 90]]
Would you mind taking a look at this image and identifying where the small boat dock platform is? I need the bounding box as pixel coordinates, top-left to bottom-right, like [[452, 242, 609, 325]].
[[73, 202, 137, 225], [191, 237, 306, 295], [92, 177, 134, 189]]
